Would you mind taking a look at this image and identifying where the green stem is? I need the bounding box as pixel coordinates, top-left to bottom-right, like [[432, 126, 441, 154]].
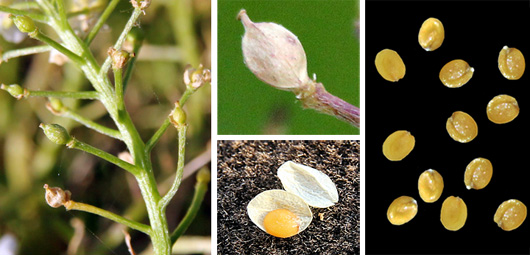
[[84, 0, 121, 45], [28, 90, 100, 100], [0, 6, 48, 23], [145, 119, 170, 153], [170, 168, 210, 244], [159, 124, 187, 210], [66, 201, 152, 235], [145, 87, 196, 153], [66, 138, 141, 176], [0, 45, 51, 63], [61, 109, 123, 140], [114, 67, 124, 108], [123, 28, 144, 90], [31, 30, 85, 66], [100, 8, 143, 76]]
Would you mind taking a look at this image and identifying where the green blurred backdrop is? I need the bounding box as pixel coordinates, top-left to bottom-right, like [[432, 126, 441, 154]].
[[218, 0, 359, 135]]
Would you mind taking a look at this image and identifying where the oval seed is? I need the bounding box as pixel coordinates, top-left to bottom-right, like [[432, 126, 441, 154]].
[[498, 46, 525, 80], [439, 59, 474, 88], [494, 199, 527, 231], [387, 196, 418, 225], [375, 49, 406, 82], [486, 94, 519, 124], [464, 157, 493, 190], [418, 17, 444, 51], [418, 169, 444, 203], [263, 208, 300, 238], [446, 111, 478, 143], [382, 130, 415, 161], [440, 196, 467, 231]]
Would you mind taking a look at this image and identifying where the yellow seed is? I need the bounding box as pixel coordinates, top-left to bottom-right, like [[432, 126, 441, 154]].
[[498, 46, 525, 80], [446, 111, 478, 143], [494, 199, 527, 231], [486, 94, 519, 124], [418, 17, 444, 51], [263, 208, 300, 238], [382, 130, 415, 161], [387, 196, 418, 225], [375, 49, 406, 82], [440, 196, 467, 231], [418, 169, 444, 203], [439, 59, 474, 88], [464, 157, 493, 190]]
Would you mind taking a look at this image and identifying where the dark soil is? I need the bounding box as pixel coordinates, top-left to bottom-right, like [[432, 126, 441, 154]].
[[217, 140, 360, 255]]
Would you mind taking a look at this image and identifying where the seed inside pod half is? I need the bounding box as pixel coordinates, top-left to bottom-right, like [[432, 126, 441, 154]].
[[277, 161, 338, 208], [247, 189, 312, 238]]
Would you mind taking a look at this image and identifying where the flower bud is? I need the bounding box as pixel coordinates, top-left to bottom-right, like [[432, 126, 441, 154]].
[[238, 9, 310, 91], [184, 64, 211, 90], [43, 184, 71, 208], [108, 47, 132, 69], [1, 83, 28, 99], [46, 98, 66, 115], [169, 101, 187, 128], [10, 15, 36, 34], [39, 123, 72, 145], [196, 167, 211, 183]]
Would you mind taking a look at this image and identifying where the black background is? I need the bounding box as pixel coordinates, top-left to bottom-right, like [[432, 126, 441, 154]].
[[366, 1, 529, 254]]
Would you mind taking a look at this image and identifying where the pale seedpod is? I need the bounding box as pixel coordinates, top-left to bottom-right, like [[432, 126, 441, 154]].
[[247, 189, 312, 238], [277, 161, 339, 208], [238, 10, 310, 91]]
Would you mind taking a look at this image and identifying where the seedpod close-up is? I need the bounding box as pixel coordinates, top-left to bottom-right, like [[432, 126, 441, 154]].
[[247, 189, 313, 238]]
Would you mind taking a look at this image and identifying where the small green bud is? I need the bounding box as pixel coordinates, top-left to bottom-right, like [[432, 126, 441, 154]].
[[39, 123, 72, 145], [196, 167, 211, 183], [46, 98, 66, 115], [126, 27, 145, 51], [169, 101, 187, 128], [10, 14, 36, 34], [1, 83, 28, 99]]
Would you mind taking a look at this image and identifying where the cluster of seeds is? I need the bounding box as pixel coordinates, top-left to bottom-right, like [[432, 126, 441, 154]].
[[380, 17, 527, 232]]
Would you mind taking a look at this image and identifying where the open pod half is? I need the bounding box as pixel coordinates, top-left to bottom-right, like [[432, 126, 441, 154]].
[[277, 161, 339, 208], [247, 189, 313, 238]]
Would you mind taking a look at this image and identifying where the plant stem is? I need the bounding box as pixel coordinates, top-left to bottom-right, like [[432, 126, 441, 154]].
[[145, 87, 195, 153], [31, 30, 85, 66], [100, 8, 143, 76], [170, 168, 210, 244], [0, 45, 51, 63], [298, 81, 360, 128], [0, 6, 48, 23], [66, 138, 141, 176], [28, 90, 100, 100], [84, 0, 121, 45], [113, 67, 124, 108], [159, 124, 187, 210], [65, 200, 152, 235], [61, 108, 123, 140], [29, 2, 174, 253]]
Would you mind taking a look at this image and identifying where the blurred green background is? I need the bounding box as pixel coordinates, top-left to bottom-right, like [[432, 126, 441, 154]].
[[0, 0, 211, 254], [218, 0, 359, 135]]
